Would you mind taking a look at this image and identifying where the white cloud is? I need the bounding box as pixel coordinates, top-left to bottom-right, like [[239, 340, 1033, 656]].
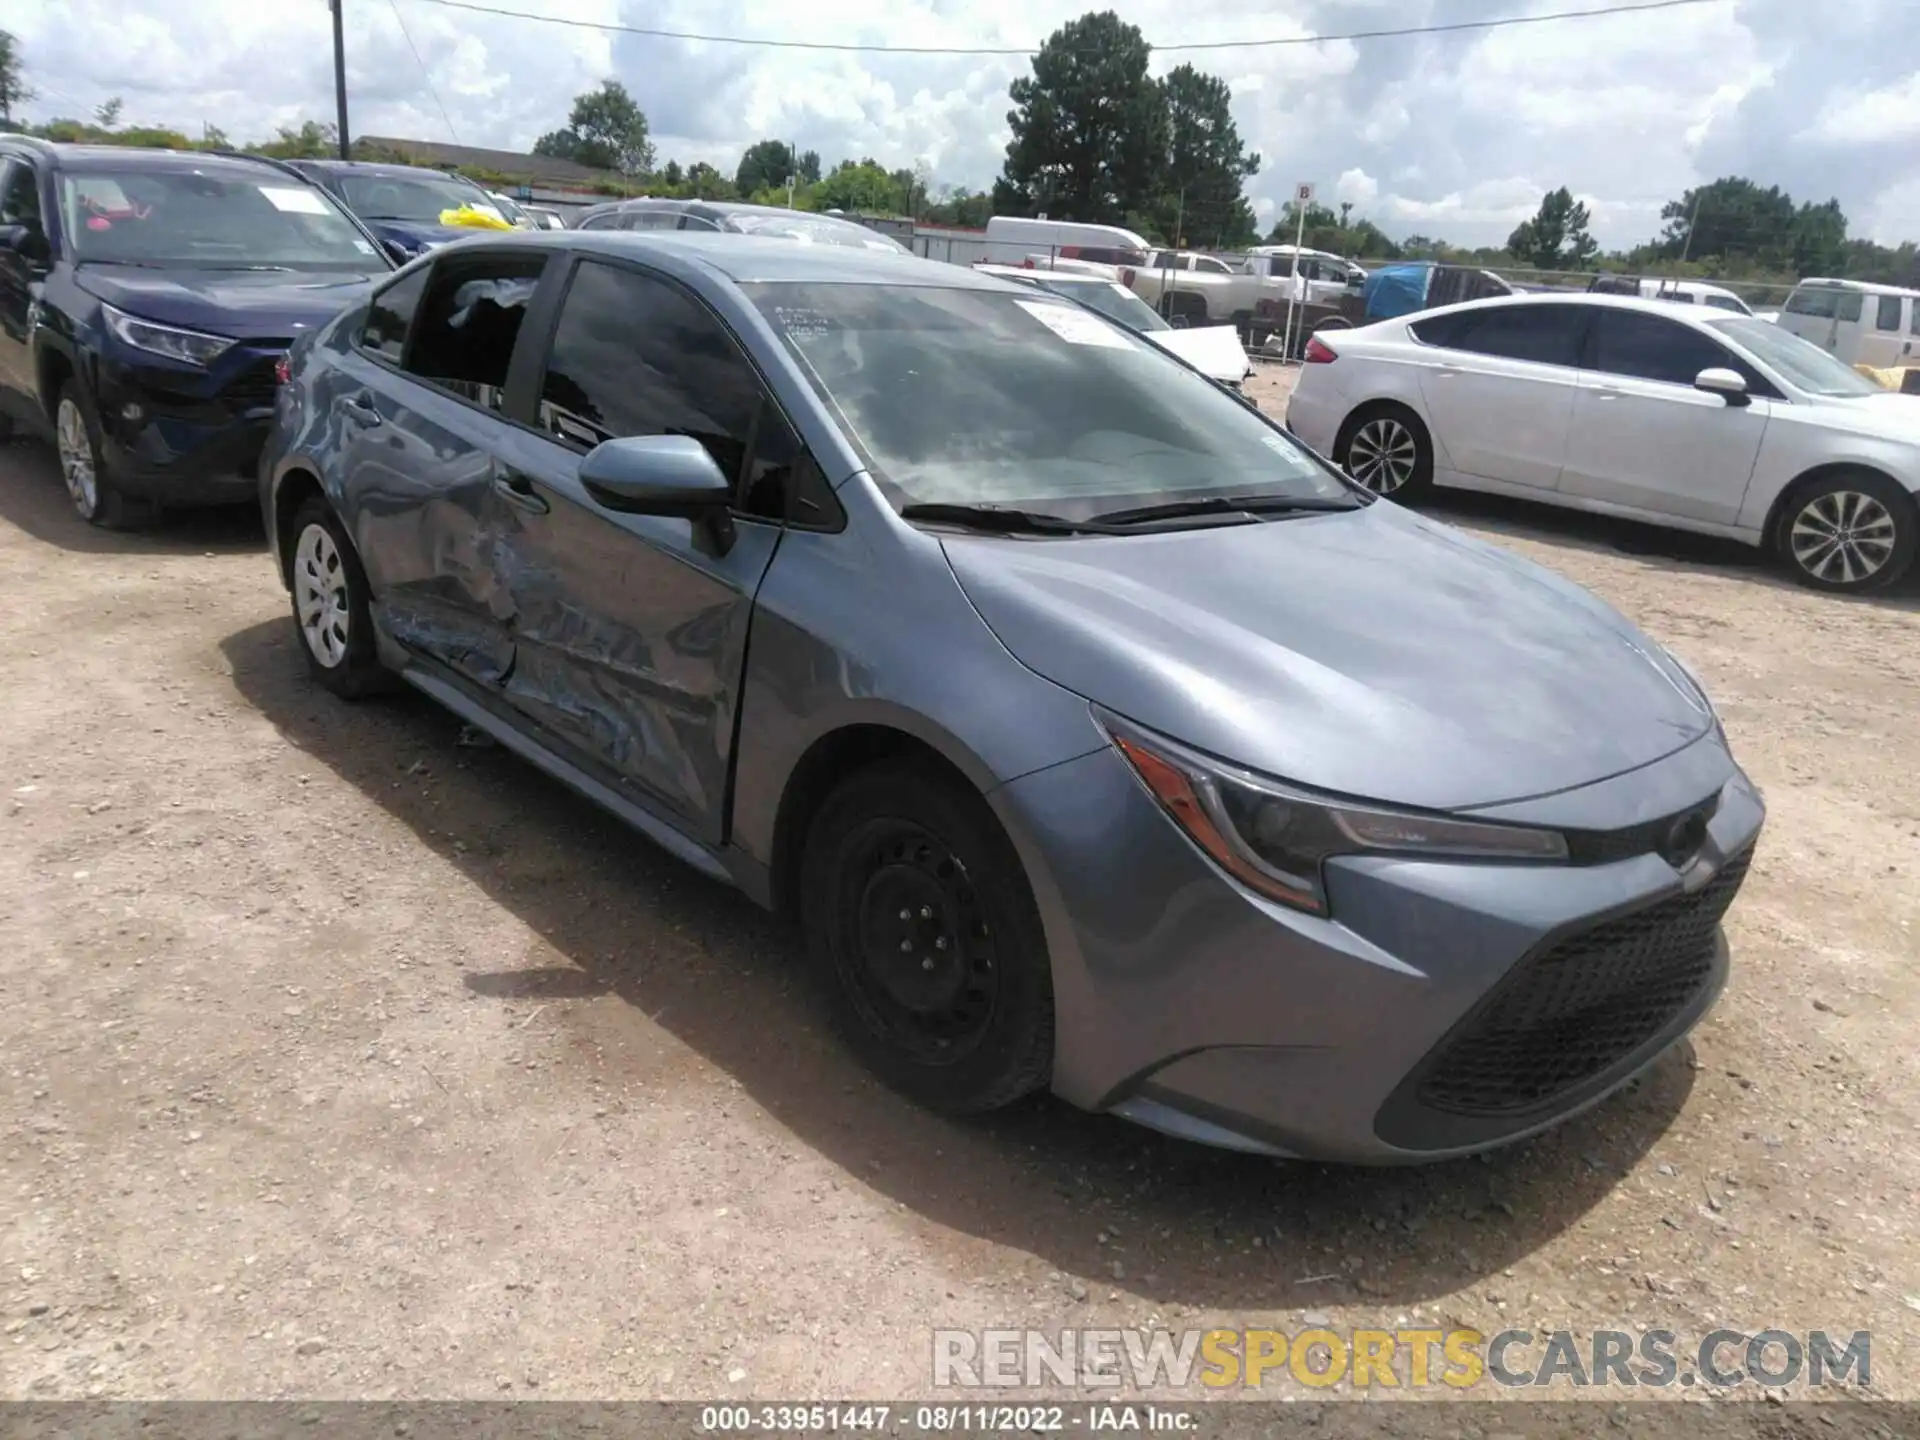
[[1333, 168, 1378, 207], [6, 0, 1917, 249], [1810, 72, 1920, 145]]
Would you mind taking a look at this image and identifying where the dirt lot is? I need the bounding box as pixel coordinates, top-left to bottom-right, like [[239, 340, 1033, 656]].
[[2, 373, 1918, 1406]]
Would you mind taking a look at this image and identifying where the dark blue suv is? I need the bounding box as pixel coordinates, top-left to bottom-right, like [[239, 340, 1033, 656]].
[[283, 159, 515, 262], [0, 139, 393, 526]]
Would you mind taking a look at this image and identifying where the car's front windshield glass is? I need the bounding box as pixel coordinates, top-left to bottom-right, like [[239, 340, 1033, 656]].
[[339, 172, 498, 223], [1711, 317, 1884, 397], [748, 282, 1355, 520], [1033, 277, 1170, 332], [60, 169, 386, 271]]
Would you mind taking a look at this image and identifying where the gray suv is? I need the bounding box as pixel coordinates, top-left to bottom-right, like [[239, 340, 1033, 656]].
[[259, 230, 1764, 1163]]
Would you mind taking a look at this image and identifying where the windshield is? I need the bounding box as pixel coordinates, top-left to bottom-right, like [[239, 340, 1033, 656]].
[[1710, 317, 1884, 397], [724, 212, 910, 253], [1702, 293, 1751, 315], [60, 169, 386, 271], [338, 172, 498, 224], [1030, 276, 1170, 332], [748, 282, 1354, 520]]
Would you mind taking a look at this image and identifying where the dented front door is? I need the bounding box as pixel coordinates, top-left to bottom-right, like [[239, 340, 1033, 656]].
[[485, 423, 778, 842]]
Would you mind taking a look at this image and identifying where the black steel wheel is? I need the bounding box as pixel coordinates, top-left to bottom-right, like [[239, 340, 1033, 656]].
[[800, 763, 1053, 1113]]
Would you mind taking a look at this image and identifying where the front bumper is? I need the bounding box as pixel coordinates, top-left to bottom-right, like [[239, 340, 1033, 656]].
[[90, 346, 285, 506], [994, 735, 1765, 1163]]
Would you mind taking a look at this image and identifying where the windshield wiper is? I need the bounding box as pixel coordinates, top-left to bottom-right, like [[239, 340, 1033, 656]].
[[899, 502, 1104, 535], [205, 264, 295, 272], [1091, 494, 1362, 526]]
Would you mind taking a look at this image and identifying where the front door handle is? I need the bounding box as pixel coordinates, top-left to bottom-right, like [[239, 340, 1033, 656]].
[[493, 468, 549, 514], [340, 392, 382, 426]]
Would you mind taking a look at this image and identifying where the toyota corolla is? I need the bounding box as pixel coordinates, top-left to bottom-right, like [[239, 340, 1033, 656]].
[[260, 231, 1764, 1161]]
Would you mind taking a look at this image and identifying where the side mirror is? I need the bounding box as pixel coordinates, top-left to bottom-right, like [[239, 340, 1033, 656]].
[[1694, 367, 1751, 406], [579, 434, 736, 554], [0, 222, 50, 267], [382, 238, 413, 265]]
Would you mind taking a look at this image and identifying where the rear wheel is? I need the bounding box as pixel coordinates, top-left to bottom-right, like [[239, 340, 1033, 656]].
[[1775, 470, 1916, 593], [1335, 404, 1433, 500], [799, 762, 1054, 1114], [287, 497, 390, 697]]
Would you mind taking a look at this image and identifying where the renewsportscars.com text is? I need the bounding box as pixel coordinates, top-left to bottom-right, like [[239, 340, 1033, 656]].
[[932, 1327, 1872, 1391]]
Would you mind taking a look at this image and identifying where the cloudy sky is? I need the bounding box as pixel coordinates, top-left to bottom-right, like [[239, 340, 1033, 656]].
[[7, 0, 1917, 249]]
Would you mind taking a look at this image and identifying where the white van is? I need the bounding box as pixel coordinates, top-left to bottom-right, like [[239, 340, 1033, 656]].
[[1777, 278, 1920, 368], [981, 216, 1153, 267]]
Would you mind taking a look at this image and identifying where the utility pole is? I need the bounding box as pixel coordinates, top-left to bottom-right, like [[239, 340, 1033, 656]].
[[330, 0, 351, 160], [1677, 191, 1703, 265]]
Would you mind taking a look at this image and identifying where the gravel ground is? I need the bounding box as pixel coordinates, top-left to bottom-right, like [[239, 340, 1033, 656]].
[[1, 380, 1917, 1408]]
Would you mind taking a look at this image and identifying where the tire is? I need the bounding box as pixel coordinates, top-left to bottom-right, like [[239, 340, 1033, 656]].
[[799, 761, 1054, 1114], [1773, 470, 1917, 594], [53, 382, 158, 529], [286, 496, 390, 697], [1334, 403, 1434, 501]]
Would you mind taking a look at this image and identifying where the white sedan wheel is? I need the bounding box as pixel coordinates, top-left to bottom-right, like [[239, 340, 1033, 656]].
[[1788, 489, 1899, 588]]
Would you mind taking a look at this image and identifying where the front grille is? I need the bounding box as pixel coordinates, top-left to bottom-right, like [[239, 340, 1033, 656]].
[[1415, 849, 1752, 1118], [223, 351, 287, 411]]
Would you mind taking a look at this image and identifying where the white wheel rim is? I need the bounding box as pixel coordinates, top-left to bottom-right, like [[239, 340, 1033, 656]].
[[1346, 417, 1417, 494], [55, 398, 98, 516], [294, 523, 352, 668], [1790, 490, 1897, 586]]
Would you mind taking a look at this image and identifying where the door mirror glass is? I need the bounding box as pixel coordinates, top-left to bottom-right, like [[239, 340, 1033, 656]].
[[1694, 366, 1749, 403], [580, 434, 733, 515]]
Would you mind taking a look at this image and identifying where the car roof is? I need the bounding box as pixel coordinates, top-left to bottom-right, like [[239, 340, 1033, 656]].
[[8, 143, 305, 178], [980, 266, 1112, 286], [1409, 291, 1755, 325], [301, 159, 477, 181], [594, 197, 851, 223], [1791, 276, 1920, 297], [479, 230, 1015, 289]]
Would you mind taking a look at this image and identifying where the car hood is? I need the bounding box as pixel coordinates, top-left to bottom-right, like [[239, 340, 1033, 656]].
[[1142, 324, 1251, 383], [362, 218, 473, 252], [77, 265, 385, 339], [942, 500, 1713, 811]]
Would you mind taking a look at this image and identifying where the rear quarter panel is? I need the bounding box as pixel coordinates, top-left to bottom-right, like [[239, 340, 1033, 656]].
[[1290, 329, 1426, 455], [262, 308, 363, 584]]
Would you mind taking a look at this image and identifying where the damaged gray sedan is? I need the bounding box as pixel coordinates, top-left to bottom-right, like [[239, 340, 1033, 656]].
[[261, 231, 1763, 1162]]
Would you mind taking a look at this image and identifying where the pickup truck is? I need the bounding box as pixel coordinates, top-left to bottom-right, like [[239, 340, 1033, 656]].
[[1121, 250, 1362, 344]]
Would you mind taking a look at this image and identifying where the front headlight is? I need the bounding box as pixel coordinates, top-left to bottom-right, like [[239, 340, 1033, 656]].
[[102, 304, 234, 367], [1102, 714, 1567, 916]]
